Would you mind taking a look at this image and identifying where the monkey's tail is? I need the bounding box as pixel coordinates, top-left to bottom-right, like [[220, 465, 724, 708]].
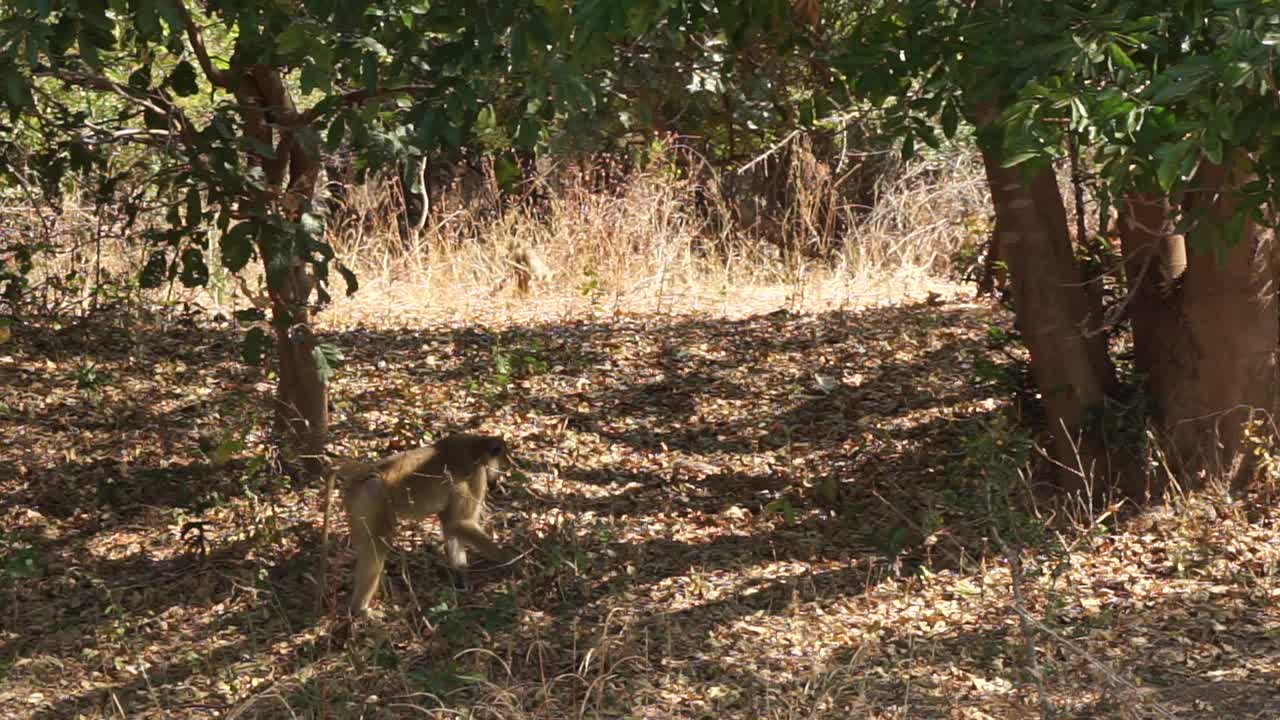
[[315, 465, 338, 616]]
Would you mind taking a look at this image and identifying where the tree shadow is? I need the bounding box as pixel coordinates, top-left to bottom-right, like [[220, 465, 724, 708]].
[[1, 297, 1074, 718]]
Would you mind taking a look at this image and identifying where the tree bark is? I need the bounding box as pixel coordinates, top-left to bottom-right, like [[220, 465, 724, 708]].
[[237, 67, 331, 476], [1114, 193, 1187, 498], [1153, 157, 1278, 488], [1117, 194, 1185, 394], [973, 104, 1117, 493]]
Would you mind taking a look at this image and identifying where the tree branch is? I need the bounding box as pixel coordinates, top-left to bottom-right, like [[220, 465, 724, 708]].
[[297, 84, 433, 125], [175, 0, 233, 88]]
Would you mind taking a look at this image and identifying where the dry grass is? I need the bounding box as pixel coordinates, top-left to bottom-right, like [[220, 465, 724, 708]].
[[317, 143, 989, 323], [1, 140, 990, 325]]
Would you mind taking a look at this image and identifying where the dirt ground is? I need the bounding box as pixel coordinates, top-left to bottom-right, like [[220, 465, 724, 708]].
[[2, 277, 1278, 719]]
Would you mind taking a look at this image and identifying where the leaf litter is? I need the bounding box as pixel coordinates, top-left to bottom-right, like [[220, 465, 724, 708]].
[[0, 277, 1277, 719]]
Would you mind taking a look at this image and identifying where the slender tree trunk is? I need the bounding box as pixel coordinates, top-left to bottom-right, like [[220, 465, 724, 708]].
[[238, 68, 331, 476], [973, 103, 1117, 493]]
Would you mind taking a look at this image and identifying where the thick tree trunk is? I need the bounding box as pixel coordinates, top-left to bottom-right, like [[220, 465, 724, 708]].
[[1117, 194, 1186, 397], [1115, 193, 1188, 498], [1152, 158, 1278, 487], [973, 104, 1117, 493]]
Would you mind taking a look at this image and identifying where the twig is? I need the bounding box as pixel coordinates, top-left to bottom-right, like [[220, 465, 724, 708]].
[[738, 129, 801, 175], [993, 529, 1058, 720]]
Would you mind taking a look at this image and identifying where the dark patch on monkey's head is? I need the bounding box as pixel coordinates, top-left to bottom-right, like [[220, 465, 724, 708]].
[[486, 437, 507, 457]]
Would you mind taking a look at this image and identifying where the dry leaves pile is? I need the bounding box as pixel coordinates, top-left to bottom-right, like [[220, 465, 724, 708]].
[[1, 280, 1278, 719]]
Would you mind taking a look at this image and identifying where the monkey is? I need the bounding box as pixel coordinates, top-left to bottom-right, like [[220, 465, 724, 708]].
[[334, 434, 515, 616], [508, 244, 552, 294]]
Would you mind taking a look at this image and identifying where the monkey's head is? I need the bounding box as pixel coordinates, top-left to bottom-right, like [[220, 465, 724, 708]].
[[481, 436, 510, 469], [436, 433, 511, 471]]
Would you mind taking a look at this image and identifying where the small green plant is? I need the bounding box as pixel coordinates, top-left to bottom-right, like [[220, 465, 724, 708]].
[[580, 267, 602, 307], [960, 415, 1038, 536], [74, 363, 112, 396], [546, 542, 587, 576], [409, 662, 487, 697], [470, 343, 550, 402], [763, 496, 799, 525], [424, 590, 517, 644], [3, 546, 39, 581]]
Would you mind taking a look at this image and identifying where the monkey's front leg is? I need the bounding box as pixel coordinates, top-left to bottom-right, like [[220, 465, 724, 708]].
[[446, 520, 514, 565]]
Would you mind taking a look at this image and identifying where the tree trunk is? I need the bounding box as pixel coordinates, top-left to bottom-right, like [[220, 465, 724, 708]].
[[1117, 194, 1185, 391], [1115, 193, 1187, 498], [1150, 157, 1278, 488], [271, 282, 329, 476], [237, 68, 331, 476], [973, 104, 1117, 493]]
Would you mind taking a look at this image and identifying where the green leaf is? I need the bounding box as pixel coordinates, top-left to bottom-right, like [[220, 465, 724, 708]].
[[1223, 208, 1248, 247], [1, 65, 34, 112], [514, 116, 540, 150], [1155, 140, 1194, 191], [139, 250, 168, 288], [1106, 43, 1136, 74], [185, 187, 202, 227], [337, 263, 358, 296], [169, 60, 199, 96], [5, 548, 38, 579], [265, 251, 291, 291], [300, 59, 332, 95], [313, 342, 344, 385], [77, 30, 100, 68], [901, 133, 915, 161], [127, 66, 152, 90], [179, 247, 209, 288], [276, 24, 310, 57], [134, 0, 162, 39], [355, 36, 389, 57], [326, 114, 346, 151], [764, 498, 797, 525], [210, 437, 244, 467], [233, 308, 265, 324], [242, 327, 269, 365], [917, 124, 940, 150], [941, 102, 959, 139], [361, 52, 379, 92], [221, 222, 255, 272], [1202, 135, 1223, 165], [494, 155, 520, 192], [1149, 62, 1213, 104], [1000, 152, 1039, 169]]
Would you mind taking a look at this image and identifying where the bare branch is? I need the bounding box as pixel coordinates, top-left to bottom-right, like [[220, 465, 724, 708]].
[[297, 84, 433, 125]]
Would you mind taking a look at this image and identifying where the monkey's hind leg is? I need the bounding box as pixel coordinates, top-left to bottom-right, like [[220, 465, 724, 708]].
[[347, 485, 395, 616]]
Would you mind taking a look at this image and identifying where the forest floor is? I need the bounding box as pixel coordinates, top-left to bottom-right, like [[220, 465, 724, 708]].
[[2, 274, 1279, 719]]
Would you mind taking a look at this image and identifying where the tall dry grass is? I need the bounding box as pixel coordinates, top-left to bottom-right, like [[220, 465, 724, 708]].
[[321, 139, 990, 319], [2, 138, 991, 321]]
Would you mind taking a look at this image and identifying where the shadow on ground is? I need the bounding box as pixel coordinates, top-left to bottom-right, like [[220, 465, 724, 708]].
[[6, 299, 1271, 718]]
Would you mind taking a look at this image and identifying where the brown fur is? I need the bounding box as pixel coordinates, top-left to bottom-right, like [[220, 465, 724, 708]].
[[338, 434, 513, 615], [510, 245, 551, 294]]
